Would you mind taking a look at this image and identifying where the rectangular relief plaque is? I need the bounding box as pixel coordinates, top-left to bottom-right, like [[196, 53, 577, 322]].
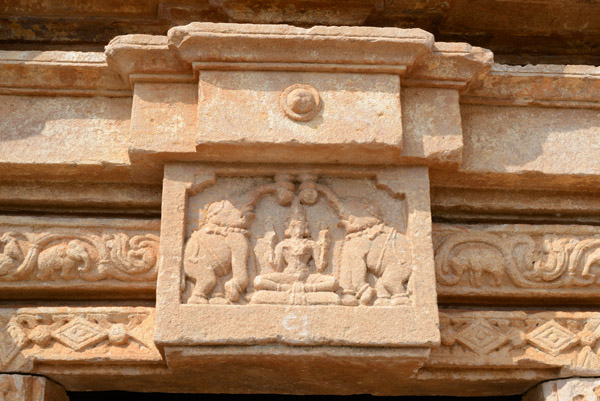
[[156, 163, 438, 356]]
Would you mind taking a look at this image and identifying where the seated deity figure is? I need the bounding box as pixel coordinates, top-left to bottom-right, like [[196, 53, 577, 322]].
[[338, 199, 413, 306], [252, 201, 338, 304]]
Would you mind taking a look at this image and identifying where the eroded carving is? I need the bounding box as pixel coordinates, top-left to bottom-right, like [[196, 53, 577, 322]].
[[0, 307, 159, 371], [252, 199, 338, 305], [432, 310, 600, 375], [184, 200, 252, 304], [280, 84, 322, 122], [0, 231, 159, 282], [0, 375, 18, 401], [183, 173, 413, 306], [338, 199, 413, 306], [435, 226, 600, 289]]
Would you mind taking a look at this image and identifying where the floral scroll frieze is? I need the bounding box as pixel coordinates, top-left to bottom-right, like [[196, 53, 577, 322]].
[[434, 224, 600, 295], [0, 228, 159, 283], [431, 310, 600, 375]]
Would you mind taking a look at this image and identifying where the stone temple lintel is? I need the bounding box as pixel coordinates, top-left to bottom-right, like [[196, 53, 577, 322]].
[[106, 23, 493, 166]]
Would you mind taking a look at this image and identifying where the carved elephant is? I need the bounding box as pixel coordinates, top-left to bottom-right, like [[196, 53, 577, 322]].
[[36, 240, 90, 281], [184, 200, 252, 304], [339, 223, 413, 306]]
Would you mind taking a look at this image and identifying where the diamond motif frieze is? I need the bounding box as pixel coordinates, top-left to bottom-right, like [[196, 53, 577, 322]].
[[51, 317, 107, 351], [527, 320, 578, 356], [0, 308, 160, 371], [0, 329, 23, 367], [456, 318, 509, 355], [433, 311, 600, 375]]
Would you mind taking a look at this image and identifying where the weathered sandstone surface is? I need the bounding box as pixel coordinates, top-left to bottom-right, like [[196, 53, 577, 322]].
[[1, 22, 600, 398]]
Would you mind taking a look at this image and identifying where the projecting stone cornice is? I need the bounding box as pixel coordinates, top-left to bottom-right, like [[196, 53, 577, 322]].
[[105, 22, 493, 90], [404, 43, 493, 90], [463, 64, 600, 108], [169, 23, 432, 74], [100, 23, 496, 166], [104, 35, 192, 84]]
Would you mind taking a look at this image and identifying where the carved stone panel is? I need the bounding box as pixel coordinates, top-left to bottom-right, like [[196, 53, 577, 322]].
[[156, 163, 438, 356], [0, 307, 160, 372], [430, 310, 600, 377], [0, 216, 159, 299], [434, 224, 600, 301]]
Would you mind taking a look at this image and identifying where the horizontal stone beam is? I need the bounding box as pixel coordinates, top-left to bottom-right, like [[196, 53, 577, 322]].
[[434, 223, 600, 302], [0, 374, 68, 401]]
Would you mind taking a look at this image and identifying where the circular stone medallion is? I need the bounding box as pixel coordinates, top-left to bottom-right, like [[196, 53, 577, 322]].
[[280, 84, 322, 122]]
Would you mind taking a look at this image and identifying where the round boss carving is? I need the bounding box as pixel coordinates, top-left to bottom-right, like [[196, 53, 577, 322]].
[[280, 84, 322, 122]]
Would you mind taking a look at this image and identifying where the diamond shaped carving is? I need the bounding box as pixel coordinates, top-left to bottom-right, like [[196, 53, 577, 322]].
[[0, 325, 25, 367], [527, 320, 577, 356], [51, 317, 107, 351], [456, 318, 509, 355]]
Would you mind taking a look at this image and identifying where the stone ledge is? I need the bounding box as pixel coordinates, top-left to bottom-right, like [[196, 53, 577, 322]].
[[1, 25, 599, 181], [0, 51, 129, 96], [464, 64, 600, 108]]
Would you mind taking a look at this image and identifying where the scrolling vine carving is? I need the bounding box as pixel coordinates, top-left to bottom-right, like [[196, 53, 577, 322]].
[[0, 232, 159, 282], [435, 226, 600, 289]]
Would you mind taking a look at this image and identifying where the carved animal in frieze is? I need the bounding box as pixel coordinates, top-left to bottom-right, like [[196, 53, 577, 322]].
[[36, 240, 90, 281], [436, 232, 522, 287], [0, 233, 24, 277], [434, 230, 600, 289], [338, 199, 412, 306], [0, 231, 159, 282], [183, 174, 413, 306], [571, 239, 600, 284], [446, 244, 505, 287], [184, 200, 253, 304]]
